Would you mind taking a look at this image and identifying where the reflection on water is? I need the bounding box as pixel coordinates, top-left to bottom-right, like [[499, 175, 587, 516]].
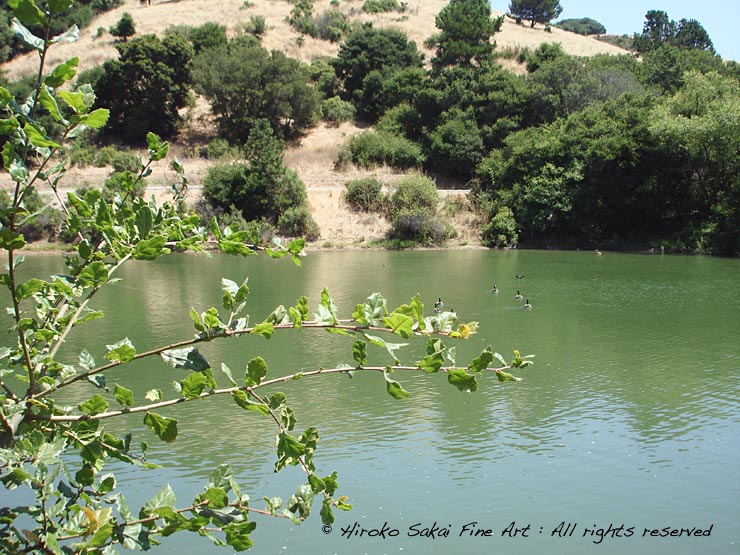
[[6, 250, 740, 554]]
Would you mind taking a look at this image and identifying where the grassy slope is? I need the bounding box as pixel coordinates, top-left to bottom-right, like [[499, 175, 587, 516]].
[[1, 0, 628, 246]]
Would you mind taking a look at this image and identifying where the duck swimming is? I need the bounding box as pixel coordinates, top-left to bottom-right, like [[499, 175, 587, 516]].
[[515, 290, 523, 299], [524, 299, 532, 310], [491, 284, 499, 294]]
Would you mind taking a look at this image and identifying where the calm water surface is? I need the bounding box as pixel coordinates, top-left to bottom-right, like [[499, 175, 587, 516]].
[[9, 250, 740, 554]]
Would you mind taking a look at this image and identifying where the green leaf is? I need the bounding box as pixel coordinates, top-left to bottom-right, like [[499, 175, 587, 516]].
[[0, 116, 19, 134], [144, 483, 176, 513], [232, 391, 269, 415], [382, 312, 414, 338], [0, 228, 26, 250], [57, 89, 86, 114], [81, 108, 109, 129], [308, 473, 326, 494], [16, 277, 47, 299], [384, 370, 409, 400], [352, 340, 367, 366], [245, 357, 268, 386], [23, 122, 60, 148], [181, 373, 207, 399], [160, 347, 210, 372], [44, 57, 78, 88], [288, 306, 302, 328], [104, 338, 136, 364], [143, 412, 178, 443], [48, 0, 74, 14], [198, 487, 228, 510], [49, 23, 79, 45], [320, 499, 334, 525], [496, 370, 521, 383], [38, 87, 64, 123], [417, 351, 443, 374], [146, 132, 169, 161], [113, 384, 134, 407], [447, 369, 478, 393], [278, 432, 305, 458], [78, 394, 109, 416], [9, 1, 47, 27], [250, 322, 274, 339], [133, 235, 167, 260], [78, 261, 108, 288], [468, 347, 494, 373], [224, 521, 256, 552]]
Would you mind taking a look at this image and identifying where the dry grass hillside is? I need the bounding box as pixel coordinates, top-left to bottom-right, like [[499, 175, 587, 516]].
[[1, 0, 628, 247]]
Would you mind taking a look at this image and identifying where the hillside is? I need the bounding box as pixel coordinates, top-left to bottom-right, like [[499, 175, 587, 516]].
[[1, 0, 629, 247]]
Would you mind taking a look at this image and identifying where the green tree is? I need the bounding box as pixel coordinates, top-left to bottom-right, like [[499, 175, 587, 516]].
[[431, 0, 503, 69], [202, 119, 317, 237], [508, 0, 563, 28], [95, 33, 194, 142], [332, 24, 423, 106], [109, 11, 134, 41], [555, 17, 606, 36], [634, 10, 715, 54], [649, 71, 740, 254], [0, 5, 530, 553], [193, 36, 321, 141]]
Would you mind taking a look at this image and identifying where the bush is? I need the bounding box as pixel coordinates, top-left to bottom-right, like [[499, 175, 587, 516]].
[[109, 12, 135, 42], [245, 15, 267, 36], [481, 206, 519, 247], [362, 0, 400, 13], [337, 131, 424, 170], [388, 174, 439, 218], [316, 9, 350, 42], [103, 171, 147, 201], [389, 209, 452, 245], [278, 206, 320, 240], [206, 138, 242, 159], [321, 96, 356, 125], [344, 177, 385, 212], [555, 17, 606, 36]]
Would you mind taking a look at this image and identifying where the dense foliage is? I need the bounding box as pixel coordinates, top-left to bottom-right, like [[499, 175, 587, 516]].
[[555, 17, 606, 36], [193, 35, 321, 141], [431, 0, 503, 70], [201, 119, 319, 240], [633, 10, 715, 54], [1, 4, 531, 553], [95, 33, 194, 142], [508, 0, 563, 28]]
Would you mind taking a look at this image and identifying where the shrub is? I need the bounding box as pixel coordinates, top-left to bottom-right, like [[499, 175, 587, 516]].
[[388, 174, 439, 218], [481, 206, 518, 247], [389, 209, 453, 245], [278, 206, 320, 240], [109, 12, 135, 41], [362, 0, 400, 13], [344, 177, 385, 212], [337, 131, 424, 170], [321, 96, 356, 125], [246, 15, 267, 36], [316, 9, 350, 42]]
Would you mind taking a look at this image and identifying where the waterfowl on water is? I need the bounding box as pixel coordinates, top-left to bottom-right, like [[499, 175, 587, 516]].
[[516, 274, 525, 279], [515, 290, 523, 299], [491, 284, 499, 294], [524, 299, 532, 310], [433, 297, 444, 313]]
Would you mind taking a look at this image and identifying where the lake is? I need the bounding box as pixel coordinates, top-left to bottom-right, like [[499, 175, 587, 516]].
[[9, 249, 740, 554]]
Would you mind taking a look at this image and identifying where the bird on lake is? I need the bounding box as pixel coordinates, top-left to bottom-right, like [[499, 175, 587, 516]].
[[515, 290, 523, 300], [433, 297, 444, 313], [516, 274, 525, 279], [491, 284, 499, 294], [524, 299, 532, 310]]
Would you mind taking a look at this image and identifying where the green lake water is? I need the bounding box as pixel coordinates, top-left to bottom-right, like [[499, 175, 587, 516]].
[[7, 249, 740, 554]]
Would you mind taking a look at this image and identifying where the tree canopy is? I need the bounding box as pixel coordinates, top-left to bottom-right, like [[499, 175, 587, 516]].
[[193, 36, 321, 141], [633, 10, 715, 54], [508, 0, 563, 28], [431, 0, 503, 70], [95, 33, 193, 142]]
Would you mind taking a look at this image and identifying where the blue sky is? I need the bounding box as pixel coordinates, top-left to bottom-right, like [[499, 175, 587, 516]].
[[492, 0, 740, 60]]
